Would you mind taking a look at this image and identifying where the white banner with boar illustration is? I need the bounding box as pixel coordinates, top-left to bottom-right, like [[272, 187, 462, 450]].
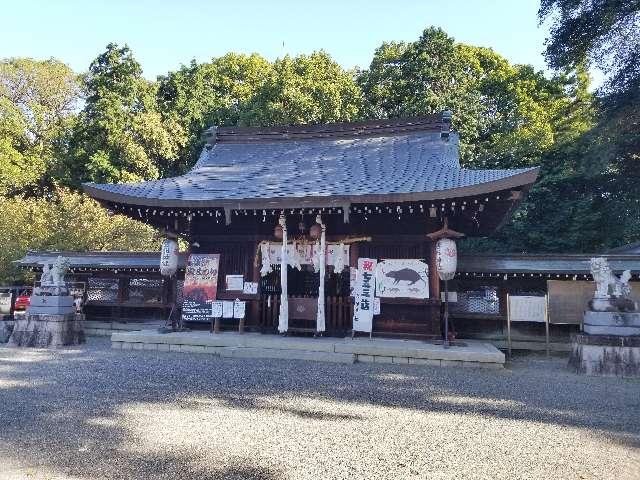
[[375, 259, 429, 299]]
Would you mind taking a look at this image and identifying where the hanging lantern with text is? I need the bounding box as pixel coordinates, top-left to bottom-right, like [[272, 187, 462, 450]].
[[435, 238, 457, 281], [160, 238, 179, 277]]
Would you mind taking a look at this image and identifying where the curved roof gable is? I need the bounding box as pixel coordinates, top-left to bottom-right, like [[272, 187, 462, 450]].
[[83, 114, 539, 209]]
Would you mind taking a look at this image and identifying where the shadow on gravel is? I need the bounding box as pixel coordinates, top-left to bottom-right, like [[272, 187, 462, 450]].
[[0, 339, 638, 479]]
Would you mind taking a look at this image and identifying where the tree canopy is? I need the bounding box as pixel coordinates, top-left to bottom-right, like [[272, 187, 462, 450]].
[[358, 27, 591, 170], [0, 17, 637, 282], [0, 189, 158, 283], [0, 58, 80, 196], [65, 43, 185, 185], [539, 0, 640, 96], [534, 0, 640, 251]]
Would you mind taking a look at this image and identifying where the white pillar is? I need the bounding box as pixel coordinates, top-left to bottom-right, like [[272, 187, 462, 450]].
[[316, 215, 326, 333], [278, 214, 288, 333]]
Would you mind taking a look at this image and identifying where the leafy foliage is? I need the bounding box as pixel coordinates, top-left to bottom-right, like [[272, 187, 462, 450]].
[[65, 43, 185, 185], [157, 53, 273, 174], [241, 51, 363, 127], [0, 189, 158, 283], [0, 58, 81, 195], [539, 0, 640, 96], [535, 0, 640, 251], [359, 27, 592, 169]]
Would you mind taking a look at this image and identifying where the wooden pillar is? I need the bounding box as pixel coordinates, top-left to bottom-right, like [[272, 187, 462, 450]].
[[115, 276, 128, 323], [249, 240, 262, 329], [349, 242, 359, 268]]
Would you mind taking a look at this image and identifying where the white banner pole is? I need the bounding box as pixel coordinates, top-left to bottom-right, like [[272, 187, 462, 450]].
[[278, 214, 288, 333], [316, 215, 326, 334]]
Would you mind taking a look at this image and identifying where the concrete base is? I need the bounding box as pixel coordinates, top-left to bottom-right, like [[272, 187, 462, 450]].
[[568, 334, 640, 377], [27, 295, 75, 315], [110, 330, 505, 368], [0, 320, 13, 343], [583, 311, 640, 336], [9, 313, 85, 348], [84, 320, 164, 337]]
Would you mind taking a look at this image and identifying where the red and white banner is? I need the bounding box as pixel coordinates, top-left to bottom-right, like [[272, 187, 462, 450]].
[[353, 258, 377, 333]]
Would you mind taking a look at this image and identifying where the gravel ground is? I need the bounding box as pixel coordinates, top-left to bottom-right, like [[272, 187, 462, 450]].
[[0, 338, 638, 480]]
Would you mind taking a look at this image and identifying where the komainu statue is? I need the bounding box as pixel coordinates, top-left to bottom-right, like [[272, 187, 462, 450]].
[[589, 257, 637, 312], [37, 256, 70, 295]]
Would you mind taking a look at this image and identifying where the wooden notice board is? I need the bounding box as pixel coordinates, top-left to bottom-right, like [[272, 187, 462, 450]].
[[547, 280, 593, 325], [547, 280, 640, 325]]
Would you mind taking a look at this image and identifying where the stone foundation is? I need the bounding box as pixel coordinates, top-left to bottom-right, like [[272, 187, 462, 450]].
[[109, 331, 505, 368], [583, 311, 640, 336], [0, 320, 13, 343], [8, 313, 85, 348], [568, 334, 640, 377]]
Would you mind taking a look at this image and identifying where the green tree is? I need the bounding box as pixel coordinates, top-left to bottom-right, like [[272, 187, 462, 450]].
[[66, 43, 184, 185], [538, 0, 640, 250], [158, 53, 273, 174], [539, 0, 640, 96], [0, 58, 81, 195], [359, 27, 589, 168], [241, 51, 363, 127], [0, 189, 158, 283]]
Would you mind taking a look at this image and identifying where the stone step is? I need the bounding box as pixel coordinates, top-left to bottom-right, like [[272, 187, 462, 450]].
[[110, 330, 505, 367]]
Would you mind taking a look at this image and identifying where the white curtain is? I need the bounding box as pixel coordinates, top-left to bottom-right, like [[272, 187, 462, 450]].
[[316, 215, 326, 333], [260, 243, 273, 277], [278, 215, 288, 333], [260, 242, 349, 276]]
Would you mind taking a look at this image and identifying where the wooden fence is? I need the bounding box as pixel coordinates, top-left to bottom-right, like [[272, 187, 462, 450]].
[[257, 295, 353, 334]]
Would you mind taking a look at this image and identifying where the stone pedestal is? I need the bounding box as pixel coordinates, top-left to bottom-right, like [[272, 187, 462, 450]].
[[583, 311, 640, 336], [0, 320, 13, 343], [27, 294, 75, 315], [8, 312, 84, 348], [569, 334, 640, 377]]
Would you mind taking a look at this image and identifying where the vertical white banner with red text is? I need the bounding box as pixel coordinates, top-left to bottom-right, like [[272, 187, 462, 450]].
[[353, 258, 377, 333]]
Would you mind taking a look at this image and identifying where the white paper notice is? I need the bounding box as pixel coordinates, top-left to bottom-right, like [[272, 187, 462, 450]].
[[211, 301, 223, 318], [509, 296, 547, 322], [222, 301, 234, 318], [233, 300, 246, 319], [440, 291, 458, 302], [226, 275, 244, 291], [243, 282, 258, 294], [373, 297, 381, 315]]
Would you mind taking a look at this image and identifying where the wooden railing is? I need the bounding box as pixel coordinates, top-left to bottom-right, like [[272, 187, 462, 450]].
[[258, 295, 353, 334]]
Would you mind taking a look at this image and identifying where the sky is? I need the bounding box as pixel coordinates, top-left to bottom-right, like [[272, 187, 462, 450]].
[[3, 0, 558, 79]]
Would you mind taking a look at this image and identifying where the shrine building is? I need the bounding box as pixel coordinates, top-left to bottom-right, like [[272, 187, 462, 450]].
[[81, 112, 539, 338]]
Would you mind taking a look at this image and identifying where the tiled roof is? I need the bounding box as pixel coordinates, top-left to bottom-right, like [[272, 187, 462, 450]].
[[16, 251, 640, 275], [458, 254, 640, 274], [15, 251, 187, 270], [83, 115, 538, 208]]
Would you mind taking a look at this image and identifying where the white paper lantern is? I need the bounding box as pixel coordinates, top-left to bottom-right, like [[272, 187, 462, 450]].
[[436, 238, 457, 281], [160, 238, 179, 277]]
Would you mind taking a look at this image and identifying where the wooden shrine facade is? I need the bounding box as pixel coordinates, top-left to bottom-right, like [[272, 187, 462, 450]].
[[78, 113, 539, 339], [16, 251, 640, 344]]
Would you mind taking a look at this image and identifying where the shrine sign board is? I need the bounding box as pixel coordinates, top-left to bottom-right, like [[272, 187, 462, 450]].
[[508, 296, 547, 323], [353, 258, 377, 333], [375, 259, 429, 299], [181, 254, 220, 323]]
